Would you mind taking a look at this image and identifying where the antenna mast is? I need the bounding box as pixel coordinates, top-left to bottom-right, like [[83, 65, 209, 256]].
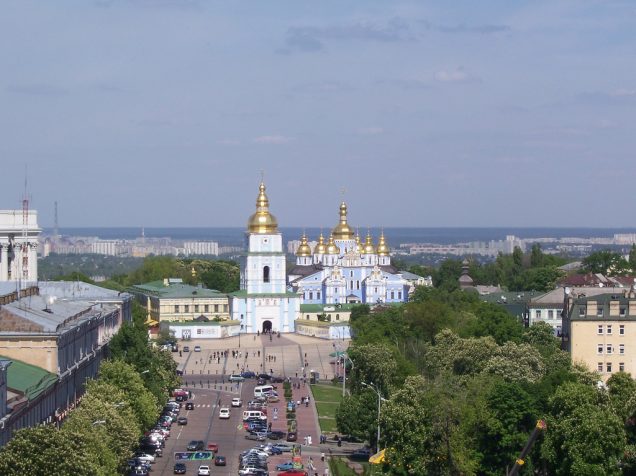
[[21, 173, 30, 282], [54, 201, 59, 238]]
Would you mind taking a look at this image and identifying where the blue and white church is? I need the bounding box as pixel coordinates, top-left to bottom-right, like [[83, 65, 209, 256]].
[[288, 202, 424, 305], [230, 182, 300, 334]]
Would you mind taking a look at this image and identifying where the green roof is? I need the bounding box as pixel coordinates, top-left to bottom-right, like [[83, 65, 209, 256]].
[[0, 356, 57, 400], [128, 281, 227, 299]]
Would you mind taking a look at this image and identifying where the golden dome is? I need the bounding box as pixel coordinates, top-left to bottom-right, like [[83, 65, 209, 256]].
[[296, 234, 312, 257], [377, 231, 390, 256], [247, 182, 279, 234], [355, 234, 364, 254], [363, 232, 376, 254], [326, 234, 341, 255], [332, 202, 355, 240], [314, 233, 327, 254]]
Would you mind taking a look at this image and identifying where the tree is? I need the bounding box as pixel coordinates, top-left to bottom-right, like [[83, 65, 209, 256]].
[[335, 391, 377, 444], [630, 244, 636, 272], [98, 360, 159, 431], [0, 425, 102, 476], [581, 250, 629, 276], [542, 381, 625, 475], [530, 243, 544, 267]]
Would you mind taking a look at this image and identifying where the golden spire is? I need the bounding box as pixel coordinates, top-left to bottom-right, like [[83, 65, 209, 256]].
[[247, 182, 279, 234], [314, 232, 327, 254], [332, 201, 355, 240], [326, 234, 341, 255], [377, 230, 390, 256], [296, 233, 312, 257], [355, 231, 364, 254], [363, 230, 376, 254]]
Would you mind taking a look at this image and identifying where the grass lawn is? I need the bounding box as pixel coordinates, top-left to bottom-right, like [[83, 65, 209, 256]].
[[312, 384, 343, 433], [311, 383, 344, 403]]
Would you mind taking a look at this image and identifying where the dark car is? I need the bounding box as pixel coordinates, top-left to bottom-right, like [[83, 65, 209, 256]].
[[185, 401, 194, 410], [271, 376, 284, 383], [187, 440, 205, 451], [350, 447, 373, 461], [267, 430, 286, 440], [173, 462, 187, 474], [257, 373, 272, 380], [286, 431, 297, 442], [139, 445, 162, 457], [177, 416, 188, 425], [214, 455, 227, 466], [256, 378, 267, 386], [241, 370, 256, 378], [183, 346, 190, 352]]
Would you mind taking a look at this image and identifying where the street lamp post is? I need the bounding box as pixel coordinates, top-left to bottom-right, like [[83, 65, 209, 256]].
[[362, 381, 385, 451]]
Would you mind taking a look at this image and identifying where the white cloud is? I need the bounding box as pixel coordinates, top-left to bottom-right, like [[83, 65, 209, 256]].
[[357, 126, 384, 135], [253, 135, 294, 144], [434, 67, 479, 83], [610, 88, 636, 97]]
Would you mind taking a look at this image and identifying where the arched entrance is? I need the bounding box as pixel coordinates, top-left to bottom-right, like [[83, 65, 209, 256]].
[[262, 320, 272, 333]]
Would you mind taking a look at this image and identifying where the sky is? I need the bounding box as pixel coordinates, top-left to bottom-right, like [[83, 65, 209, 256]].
[[1, 0, 635, 228]]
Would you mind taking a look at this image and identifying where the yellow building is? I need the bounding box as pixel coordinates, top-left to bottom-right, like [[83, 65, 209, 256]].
[[563, 288, 636, 381], [128, 278, 230, 324]]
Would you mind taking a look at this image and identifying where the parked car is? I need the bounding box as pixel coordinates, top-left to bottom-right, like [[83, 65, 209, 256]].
[[277, 471, 307, 476], [350, 447, 373, 461], [185, 401, 194, 410], [271, 376, 285, 383], [177, 416, 188, 425], [245, 433, 267, 441], [183, 346, 190, 352], [232, 397, 243, 407], [276, 462, 295, 471], [272, 443, 293, 452], [173, 462, 187, 474], [267, 430, 286, 440], [286, 432, 297, 442], [133, 453, 155, 464], [214, 455, 227, 466], [194, 345, 201, 352], [229, 374, 245, 382], [241, 370, 256, 378], [187, 440, 205, 451], [219, 407, 231, 419]]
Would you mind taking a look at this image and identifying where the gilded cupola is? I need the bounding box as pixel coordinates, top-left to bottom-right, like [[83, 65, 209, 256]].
[[376, 231, 390, 256], [332, 202, 355, 240], [247, 182, 279, 234], [326, 234, 341, 255], [355, 233, 364, 254], [314, 233, 327, 254], [363, 231, 376, 255], [296, 233, 312, 257]]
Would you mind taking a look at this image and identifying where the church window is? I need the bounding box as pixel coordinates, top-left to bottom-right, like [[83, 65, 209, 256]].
[[309, 292, 313, 300], [204, 305, 209, 312], [374, 287, 378, 293], [214, 304, 219, 312], [398, 291, 402, 300], [317, 291, 321, 299], [350, 280, 354, 289], [356, 281, 360, 290], [350, 271, 353, 277], [336, 314, 340, 320], [391, 291, 395, 300], [263, 266, 270, 283], [174, 305, 180, 313], [184, 305, 189, 313]]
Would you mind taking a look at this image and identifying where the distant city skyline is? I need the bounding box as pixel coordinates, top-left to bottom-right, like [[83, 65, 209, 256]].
[[2, 1, 635, 228]]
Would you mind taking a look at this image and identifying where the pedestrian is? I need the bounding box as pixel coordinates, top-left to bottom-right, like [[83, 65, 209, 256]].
[[303, 436, 308, 446], [324, 468, 330, 476], [308, 435, 312, 445], [321, 451, 325, 462], [258, 350, 261, 357], [268, 422, 272, 431]]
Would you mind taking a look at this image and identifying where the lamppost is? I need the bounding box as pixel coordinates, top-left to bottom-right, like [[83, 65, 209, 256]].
[[361, 381, 386, 451], [333, 342, 353, 397], [239, 324, 243, 348]]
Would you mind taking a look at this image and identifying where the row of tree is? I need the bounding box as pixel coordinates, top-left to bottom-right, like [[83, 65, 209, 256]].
[[336, 289, 636, 475], [0, 302, 179, 475], [45, 255, 241, 294]]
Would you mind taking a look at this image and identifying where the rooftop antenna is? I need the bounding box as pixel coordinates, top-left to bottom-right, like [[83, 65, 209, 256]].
[[19, 166, 30, 293], [53, 201, 59, 238]]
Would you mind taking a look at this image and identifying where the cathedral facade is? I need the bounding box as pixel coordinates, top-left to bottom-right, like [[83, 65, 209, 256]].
[[288, 202, 420, 306], [230, 183, 299, 334]]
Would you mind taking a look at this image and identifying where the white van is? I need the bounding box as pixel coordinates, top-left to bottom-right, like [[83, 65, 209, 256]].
[[254, 385, 274, 398], [242, 410, 267, 421]]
